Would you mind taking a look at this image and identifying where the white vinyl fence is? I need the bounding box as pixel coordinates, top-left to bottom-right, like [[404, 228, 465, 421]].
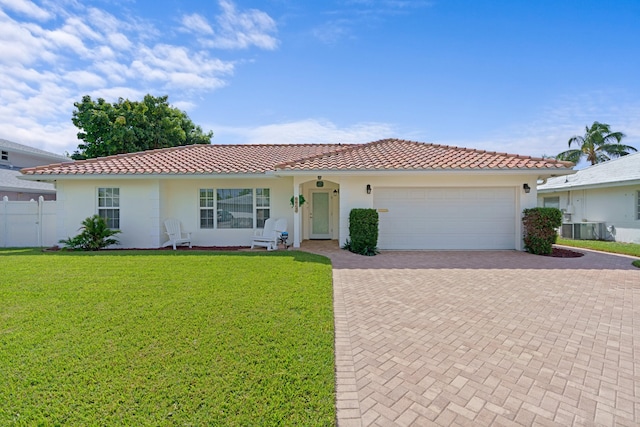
[[0, 196, 57, 247]]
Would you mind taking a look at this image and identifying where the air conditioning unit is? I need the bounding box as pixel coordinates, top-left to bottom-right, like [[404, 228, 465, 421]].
[[561, 222, 607, 240]]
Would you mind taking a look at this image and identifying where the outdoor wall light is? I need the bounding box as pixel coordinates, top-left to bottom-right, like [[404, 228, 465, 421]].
[[523, 183, 531, 193], [366, 184, 372, 194]]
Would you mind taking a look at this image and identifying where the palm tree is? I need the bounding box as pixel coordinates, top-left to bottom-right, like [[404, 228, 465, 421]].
[[556, 121, 636, 165]]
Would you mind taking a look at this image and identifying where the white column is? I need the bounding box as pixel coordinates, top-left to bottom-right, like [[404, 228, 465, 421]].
[[293, 177, 302, 248]]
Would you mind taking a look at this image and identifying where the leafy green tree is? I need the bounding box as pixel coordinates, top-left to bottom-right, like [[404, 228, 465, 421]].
[[71, 94, 213, 159], [556, 121, 635, 165]]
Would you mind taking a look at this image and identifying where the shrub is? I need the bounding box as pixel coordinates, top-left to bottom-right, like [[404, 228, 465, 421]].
[[522, 207, 562, 255], [344, 208, 379, 256], [59, 215, 121, 251]]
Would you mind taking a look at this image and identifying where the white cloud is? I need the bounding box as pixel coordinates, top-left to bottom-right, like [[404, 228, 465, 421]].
[[0, 0, 279, 153], [202, 0, 278, 50], [131, 44, 233, 90], [0, 0, 51, 21], [46, 27, 89, 56], [0, 13, 55, 65], [311, 20, 353, 44], [63, 70, 106, 88], [213, 119, 396, 145], [312, 0, 433, 43], [181, 13, 214, 35]]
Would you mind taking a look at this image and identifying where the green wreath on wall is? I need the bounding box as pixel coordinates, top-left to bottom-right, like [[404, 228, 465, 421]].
[[289, 195, 306, 207]]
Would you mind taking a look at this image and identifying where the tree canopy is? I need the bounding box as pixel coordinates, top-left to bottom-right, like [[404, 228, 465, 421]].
[[71, 94, 213, 160], [556, 121, 636, 165]]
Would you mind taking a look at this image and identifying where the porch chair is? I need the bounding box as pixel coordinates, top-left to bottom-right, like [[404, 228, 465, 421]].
[[251, 218, 287, 251], [162, 218, 192, 250]]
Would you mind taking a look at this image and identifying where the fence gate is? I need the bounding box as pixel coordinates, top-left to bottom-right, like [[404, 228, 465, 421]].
[[0, 196, 57, 247]]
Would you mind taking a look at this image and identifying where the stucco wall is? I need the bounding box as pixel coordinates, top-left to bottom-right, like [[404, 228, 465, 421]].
[[56, 176, 297, 249], [538, 185, 640, 244], [57, 179, 162, 248], [55, 173, 541, 249]]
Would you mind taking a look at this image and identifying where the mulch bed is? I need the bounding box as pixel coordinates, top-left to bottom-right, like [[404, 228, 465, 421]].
[[543, 247, 584, 258]]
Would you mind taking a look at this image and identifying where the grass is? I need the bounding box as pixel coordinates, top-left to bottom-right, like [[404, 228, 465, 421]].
[[556, 238, 640, 258], [0, 249, 335, 426]]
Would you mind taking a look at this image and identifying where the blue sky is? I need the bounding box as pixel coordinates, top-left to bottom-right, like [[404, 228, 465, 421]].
[[1, 0, 639, 163]]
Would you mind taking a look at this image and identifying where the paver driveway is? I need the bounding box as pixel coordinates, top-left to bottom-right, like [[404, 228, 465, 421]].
[[303, 242, 640, 426]]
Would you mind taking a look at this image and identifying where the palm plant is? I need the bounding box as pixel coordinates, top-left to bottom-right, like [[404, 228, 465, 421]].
[[59, 215, 121, 250], [556, 121, 635, 165]]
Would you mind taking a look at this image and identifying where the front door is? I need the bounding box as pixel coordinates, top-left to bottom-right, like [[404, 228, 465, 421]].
[[310, 191, 331, 239]]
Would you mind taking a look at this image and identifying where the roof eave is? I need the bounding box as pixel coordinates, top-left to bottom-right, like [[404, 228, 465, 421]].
[[273, 168, 576, 177], [538, 178, 640, 193], [18, 172, 279, 181]]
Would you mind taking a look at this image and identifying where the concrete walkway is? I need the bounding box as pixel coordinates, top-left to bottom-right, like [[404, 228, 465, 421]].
[[302, 242, 640, 426]]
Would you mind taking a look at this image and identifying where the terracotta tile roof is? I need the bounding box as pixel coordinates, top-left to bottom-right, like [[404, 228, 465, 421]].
[[20, 139, 573, 177], [275, 139, 574, 171], [20, 143, 352, 176]]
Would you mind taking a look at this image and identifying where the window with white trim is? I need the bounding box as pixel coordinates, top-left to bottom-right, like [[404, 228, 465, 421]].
[[256, 188, 271, 228], [637, 191, 640, 220], [98, 187, 120, 229], [199, 189, 215, 229], [1, 151, 8, 161], [198, 188, 270, 229]]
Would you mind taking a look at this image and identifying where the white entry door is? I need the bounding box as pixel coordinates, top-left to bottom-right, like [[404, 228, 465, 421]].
[[310, 191, 331, 239]]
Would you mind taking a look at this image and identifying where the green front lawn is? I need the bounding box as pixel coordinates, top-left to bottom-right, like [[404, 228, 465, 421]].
[[556, 238, 640, 258], [0, 249, 335, 426]]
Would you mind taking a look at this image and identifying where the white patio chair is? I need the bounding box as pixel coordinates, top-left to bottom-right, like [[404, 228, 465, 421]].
[[162, 218, 192, 250], [251, 218, 287, 251]]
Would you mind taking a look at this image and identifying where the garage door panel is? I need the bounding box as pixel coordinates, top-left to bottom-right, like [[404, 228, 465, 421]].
[[374, 187, 516, 250]]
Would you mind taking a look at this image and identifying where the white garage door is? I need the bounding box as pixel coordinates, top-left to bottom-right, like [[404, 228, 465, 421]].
[[373, 187, 516, 250]]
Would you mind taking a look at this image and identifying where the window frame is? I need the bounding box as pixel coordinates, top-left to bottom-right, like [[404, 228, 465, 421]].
[[199, 189, 215, 229], [637, 190, 640, 220], [255, 188, 271, 228], [97, 187, 120, 229], [1, 151, 8, 161]]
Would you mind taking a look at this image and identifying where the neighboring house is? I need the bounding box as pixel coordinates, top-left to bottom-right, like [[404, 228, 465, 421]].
[[20, 139, 573, 250], [538, 152, 640, 244], [0, 138, 70, 201]]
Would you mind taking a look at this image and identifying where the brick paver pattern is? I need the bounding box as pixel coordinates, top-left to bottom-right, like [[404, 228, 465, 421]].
[[303, 242, 640, 426]]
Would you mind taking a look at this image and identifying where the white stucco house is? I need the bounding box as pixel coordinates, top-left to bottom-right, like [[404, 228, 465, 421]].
[[538, 152, 640, 244], [20, 139, 573, 250], [1, 138, 71, 201]]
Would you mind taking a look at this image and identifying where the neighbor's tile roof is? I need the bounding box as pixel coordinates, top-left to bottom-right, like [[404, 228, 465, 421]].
[[20, 139, 573, 177]]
